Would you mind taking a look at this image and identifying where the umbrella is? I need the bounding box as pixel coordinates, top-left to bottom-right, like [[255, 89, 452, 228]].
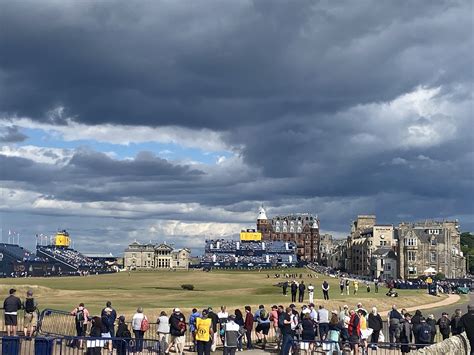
[[424, 267, 437, 275]]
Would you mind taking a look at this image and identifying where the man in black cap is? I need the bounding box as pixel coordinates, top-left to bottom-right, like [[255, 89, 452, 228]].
[[3, 288, 22, 336], [460, 305, 474, 355]]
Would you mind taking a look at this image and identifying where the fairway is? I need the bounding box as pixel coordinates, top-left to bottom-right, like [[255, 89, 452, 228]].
[[1, 269, 437, 320]]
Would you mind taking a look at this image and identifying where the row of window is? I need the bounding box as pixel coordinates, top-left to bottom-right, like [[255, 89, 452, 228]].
[[407, 251, 437, 262], [405, 238, 437, 246], [275, 226, 303, 233]]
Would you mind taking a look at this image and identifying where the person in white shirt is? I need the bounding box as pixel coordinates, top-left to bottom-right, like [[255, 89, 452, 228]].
[[156, 310, 170, 345], [132, 307, 147, 353], [307, 284, 315, 304]]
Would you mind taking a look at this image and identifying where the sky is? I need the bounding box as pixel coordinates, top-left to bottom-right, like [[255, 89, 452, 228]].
[[0, 0, 473, 256]]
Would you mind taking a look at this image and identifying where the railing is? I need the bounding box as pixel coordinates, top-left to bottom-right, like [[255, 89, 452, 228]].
[[0, 335, 161, 354], [0, 336, 470, 355]]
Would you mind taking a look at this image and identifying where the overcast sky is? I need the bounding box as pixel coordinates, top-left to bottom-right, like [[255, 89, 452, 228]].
[[0, 0, 472, 255]]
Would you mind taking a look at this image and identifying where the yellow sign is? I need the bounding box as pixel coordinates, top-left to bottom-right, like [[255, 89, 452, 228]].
[[240, 232, 262, 241], [54, 232, 71, 247]]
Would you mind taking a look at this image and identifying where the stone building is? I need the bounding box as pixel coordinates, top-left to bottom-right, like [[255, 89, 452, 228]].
[[124, 241, 190, 269], [371, 247, 397, 280], [319, 234, 334, 266], [347, 215, 396, 277], [256, 206, 321, 262], [398, 220, 466, 279]]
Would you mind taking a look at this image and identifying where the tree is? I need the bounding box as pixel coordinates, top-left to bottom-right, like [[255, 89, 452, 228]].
[[461, 232, 474, 274]]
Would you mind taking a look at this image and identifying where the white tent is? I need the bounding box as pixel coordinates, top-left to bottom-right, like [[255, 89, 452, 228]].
[[424, 267, 437, 275]]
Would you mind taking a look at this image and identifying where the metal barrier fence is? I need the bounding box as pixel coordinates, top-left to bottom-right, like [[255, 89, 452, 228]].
[[0, 335, 161, 354], [1, 336, 466, 355]]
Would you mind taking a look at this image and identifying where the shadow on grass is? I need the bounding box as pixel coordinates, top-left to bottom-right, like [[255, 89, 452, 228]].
[[142, 286, 205, 291]]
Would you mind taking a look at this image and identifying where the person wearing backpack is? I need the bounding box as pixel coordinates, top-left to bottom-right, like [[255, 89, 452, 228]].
[[132, 306, 147, 353], [167, 307, 186, 355], [101, 301, 117, 353], [255, 305, 271, 350], [23, 290, 38, 337], [416, 318, 432, 348], [71, 302, 90, 349], [115, 315, 132, 355], [436, 312, 451, 340], [223, 314, 245, 355]]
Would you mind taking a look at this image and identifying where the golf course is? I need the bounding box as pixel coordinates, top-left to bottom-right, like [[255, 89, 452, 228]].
[[0, 268, 438, 320]]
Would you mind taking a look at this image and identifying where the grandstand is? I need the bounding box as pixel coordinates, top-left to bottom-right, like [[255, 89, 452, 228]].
[[36, 245, 106, 272], [201, 238, 297, 268], [1, 230, 113, 277]]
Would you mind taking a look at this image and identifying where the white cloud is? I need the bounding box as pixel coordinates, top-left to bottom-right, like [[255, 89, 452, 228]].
[[2, 117, 230, 152], [341, 85, 467, 152], [0, 145, 73, 165], [148, 220, 243, 238]]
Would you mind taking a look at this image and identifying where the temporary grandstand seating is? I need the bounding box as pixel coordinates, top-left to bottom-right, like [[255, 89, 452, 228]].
[[201, 239, 297, 268], [36, 246, 106, 272], [0, 243, 32, 261]]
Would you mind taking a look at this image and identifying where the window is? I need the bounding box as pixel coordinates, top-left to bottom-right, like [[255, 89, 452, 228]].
[[431, 238, 437, 246], [405, 238, 417, 246], [407, 251, 416, 262], [430, 251, 436, 262], [380, 240, 387, 246], [408, 266, 417, 275], [275, 226, 280, 232]]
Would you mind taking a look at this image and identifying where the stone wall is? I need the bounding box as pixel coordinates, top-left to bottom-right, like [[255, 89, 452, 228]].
[[413, 332, 471, 355]]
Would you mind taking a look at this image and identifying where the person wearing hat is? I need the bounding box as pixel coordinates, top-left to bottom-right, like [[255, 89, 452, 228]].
[[115, 315, 132, 355], [23, 289, 38, 337], [167, 308, 186, 354], [3, 288, 22, 336], [196, 309, 213, 355]]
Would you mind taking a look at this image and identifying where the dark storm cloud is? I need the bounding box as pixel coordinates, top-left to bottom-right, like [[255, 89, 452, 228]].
[[0, 126, 28, 143], [0, 1, 471, 129]]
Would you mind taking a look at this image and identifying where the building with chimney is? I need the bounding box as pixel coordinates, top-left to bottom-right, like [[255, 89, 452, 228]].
[[124, 241, 190, 269], [397, 220, 466, 279], [256, 206, 321, 262]]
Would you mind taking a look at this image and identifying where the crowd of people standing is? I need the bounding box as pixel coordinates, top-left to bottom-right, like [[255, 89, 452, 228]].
[[3, 286, 474, 355]]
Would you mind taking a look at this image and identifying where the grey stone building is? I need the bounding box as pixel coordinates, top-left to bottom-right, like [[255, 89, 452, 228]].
[[124, 241, 190, 270], [397, 220, 466, 279], [346, 215, 396, 277]]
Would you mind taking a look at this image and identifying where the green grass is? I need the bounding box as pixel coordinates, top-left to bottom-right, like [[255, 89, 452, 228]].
[[0, 268, 434, 319]]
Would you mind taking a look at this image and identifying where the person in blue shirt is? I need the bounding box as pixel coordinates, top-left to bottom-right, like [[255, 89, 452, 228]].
[[189, 308, 201, 352]]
